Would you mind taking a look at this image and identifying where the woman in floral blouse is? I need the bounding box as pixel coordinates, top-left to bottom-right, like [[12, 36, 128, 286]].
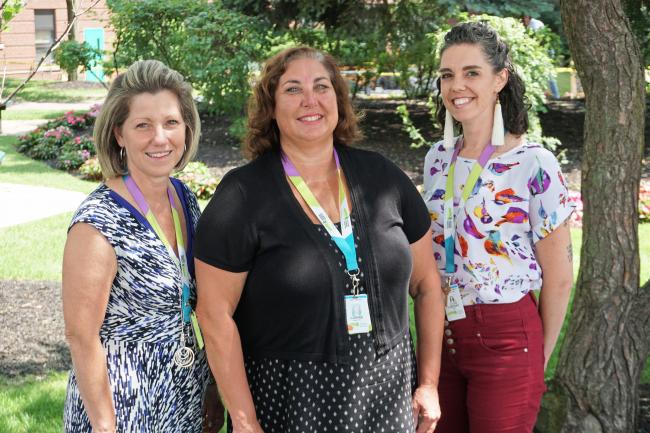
[[423, 22, 574, 433]]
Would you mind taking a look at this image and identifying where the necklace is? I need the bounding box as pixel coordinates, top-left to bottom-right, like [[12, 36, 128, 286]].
[[123, 175, 194, 368]]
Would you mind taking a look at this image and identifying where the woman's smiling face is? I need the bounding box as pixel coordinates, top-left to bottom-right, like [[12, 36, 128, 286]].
[[274, 57, 339, 149], [439, 43, 507, 131]]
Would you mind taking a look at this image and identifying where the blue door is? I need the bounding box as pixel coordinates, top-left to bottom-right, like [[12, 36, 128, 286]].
[[83, 28, 104, 82]]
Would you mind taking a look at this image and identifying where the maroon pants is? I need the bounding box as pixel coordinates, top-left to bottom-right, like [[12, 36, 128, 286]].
[[436, 293, 546, 433]]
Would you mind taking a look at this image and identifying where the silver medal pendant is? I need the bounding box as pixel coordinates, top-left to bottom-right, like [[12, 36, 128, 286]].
[[173, 346, 195, 368]]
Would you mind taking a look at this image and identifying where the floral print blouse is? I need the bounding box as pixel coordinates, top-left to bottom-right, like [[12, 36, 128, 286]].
[[423, 140, 575, 305]]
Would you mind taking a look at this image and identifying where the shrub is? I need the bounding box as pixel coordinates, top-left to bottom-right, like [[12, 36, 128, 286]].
[[107, 0, 267, 115], [173, 162, 220, 200], [53, 40, 102, 80], [78, 157, 103, 181], [56, 135, 95, 170], [17, 107, 99, 163], [28, 126, 74, 160]]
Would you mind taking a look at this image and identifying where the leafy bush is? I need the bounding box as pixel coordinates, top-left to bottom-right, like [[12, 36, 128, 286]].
[[173, 162, 220, 200], [16, 109, 98, 163], [107, 0, 267, 115], [398, 14, 560, 150], [53, 41, 102, 79], [29, 126, 74, 160], [56, 135, 95, 170], [78, 157, 103, 181]]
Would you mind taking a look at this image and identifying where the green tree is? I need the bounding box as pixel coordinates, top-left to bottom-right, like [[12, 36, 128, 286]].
[[0, 0, 23, 32], [107, 0, 267, 115], [53, 41, 104, 86], [535, 0, 647, 431]]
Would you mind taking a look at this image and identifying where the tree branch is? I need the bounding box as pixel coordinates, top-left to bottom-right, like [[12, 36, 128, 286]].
[[1, 0, 101, 105]]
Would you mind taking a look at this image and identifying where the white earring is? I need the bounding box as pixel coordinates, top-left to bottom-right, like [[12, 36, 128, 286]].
[[444, 109, 455, 149], [492, 97, 505, 146]]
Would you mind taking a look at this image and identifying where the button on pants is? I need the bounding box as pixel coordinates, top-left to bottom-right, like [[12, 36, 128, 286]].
[[436, 293, 546, 433]]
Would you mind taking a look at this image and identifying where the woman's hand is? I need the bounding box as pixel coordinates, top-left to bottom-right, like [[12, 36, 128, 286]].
[[412, 384, 441, 433], [202, 383, 225, 433], [408, 231, 445, 433], [195, 260, 260, 433]]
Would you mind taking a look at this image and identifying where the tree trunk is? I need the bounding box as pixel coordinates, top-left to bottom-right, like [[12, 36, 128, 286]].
[[536, 1, 648, 432], [66, 0, 77, 81]]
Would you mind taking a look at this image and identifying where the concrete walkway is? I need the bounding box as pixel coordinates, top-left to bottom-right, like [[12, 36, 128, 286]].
[[0, 101, 100, 227], [0, 183, 86, 228]]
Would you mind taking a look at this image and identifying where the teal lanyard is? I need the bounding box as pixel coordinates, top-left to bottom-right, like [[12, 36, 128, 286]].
[[442, 140, 496, 275], [123, 175, 192, 323], [281, 149, 360, 290]]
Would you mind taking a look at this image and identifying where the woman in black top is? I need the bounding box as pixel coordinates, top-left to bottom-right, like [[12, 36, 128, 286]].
[[194, 46, 445, 433]]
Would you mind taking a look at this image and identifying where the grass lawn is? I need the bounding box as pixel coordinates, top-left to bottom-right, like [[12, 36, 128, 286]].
[[1, 109, 84, 121], [0, 372, 227, 433], [0, 373, 69, 433], [2, 78, 107, 103], [0, 136, 98, 280], [555, 68, 572, 97], [0, 212, 73, 280], [0, 136, 97, 193]]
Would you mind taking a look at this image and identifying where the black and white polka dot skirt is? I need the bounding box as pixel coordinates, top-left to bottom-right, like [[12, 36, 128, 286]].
[[230, 333, 417, 433]]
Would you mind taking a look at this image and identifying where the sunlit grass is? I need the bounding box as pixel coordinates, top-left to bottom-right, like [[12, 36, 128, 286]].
[[0, 212, 72, 280], [0, 372, 227, 433], [2, 78, 106, 103], [0, 136, 98, 193], [0, 372, 68, 433], [1, 109, 84, 121]]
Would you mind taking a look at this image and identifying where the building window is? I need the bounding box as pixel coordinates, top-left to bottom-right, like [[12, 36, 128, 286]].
[[35, 10, 56, 64]]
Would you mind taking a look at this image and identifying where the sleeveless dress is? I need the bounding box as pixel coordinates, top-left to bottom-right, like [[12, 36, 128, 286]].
[[63, 180, 210, 433]]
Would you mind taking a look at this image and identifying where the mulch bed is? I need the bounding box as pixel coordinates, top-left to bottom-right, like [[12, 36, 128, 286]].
[[2, 98, 649, 429]]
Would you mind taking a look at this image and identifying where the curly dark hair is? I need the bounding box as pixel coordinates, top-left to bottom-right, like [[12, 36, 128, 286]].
[[435, 22, 529, 136], [244, 46, 363, 159]]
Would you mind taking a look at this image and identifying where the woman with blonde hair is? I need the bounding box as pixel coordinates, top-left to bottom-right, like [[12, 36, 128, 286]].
[[62, 60, 223, 433]]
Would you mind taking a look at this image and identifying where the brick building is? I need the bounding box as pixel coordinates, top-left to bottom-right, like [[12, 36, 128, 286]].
[[0, 0, 114, 80]]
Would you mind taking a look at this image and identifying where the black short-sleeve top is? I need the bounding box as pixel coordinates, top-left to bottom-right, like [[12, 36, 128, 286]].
[[194, 145, 430, 363]]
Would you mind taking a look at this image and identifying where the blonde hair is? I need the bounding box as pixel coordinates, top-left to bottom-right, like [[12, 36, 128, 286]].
[[94, 60, 200, 178]]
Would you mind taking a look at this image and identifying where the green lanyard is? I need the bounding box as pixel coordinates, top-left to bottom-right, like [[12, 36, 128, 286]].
[[441, 140, 496, 277], [281, 149, 360, 291]]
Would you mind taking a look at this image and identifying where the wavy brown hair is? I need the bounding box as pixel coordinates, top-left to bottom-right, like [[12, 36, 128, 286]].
[[245, 46, 363, 159]]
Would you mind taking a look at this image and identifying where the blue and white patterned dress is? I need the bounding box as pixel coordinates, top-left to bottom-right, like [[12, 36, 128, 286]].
[[63, 179, 210, 433]]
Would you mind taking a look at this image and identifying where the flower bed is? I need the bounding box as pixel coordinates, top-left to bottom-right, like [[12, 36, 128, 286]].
[[16, 105, 220, 199], [568, 180, 650, 227]]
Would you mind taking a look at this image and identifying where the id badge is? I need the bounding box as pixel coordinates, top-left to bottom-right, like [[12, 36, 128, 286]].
[[344, 294, 372, 334], [445, 284, 466, 321]]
